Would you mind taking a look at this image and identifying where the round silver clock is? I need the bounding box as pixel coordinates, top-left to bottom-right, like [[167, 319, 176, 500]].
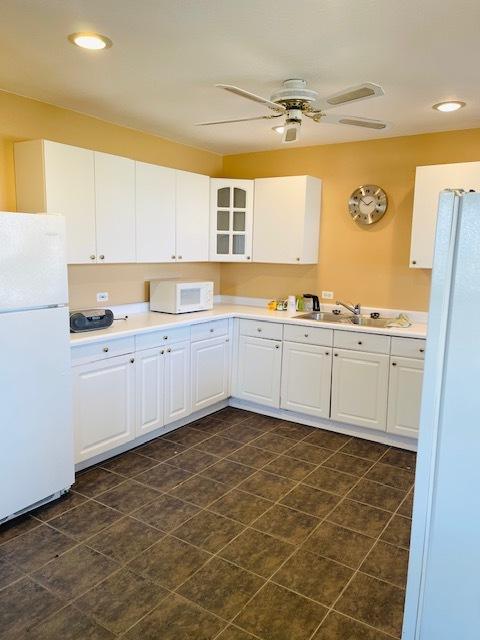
[[348, 184, 388, 225]]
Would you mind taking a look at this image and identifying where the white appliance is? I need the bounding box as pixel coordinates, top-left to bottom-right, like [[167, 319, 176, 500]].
[[403, 190, 480, 639], [0, 212, 73, 522], [150, 280, 214, 314]]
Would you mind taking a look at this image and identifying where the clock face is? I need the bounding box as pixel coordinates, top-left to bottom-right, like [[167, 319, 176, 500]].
[[348, 185, 388, 225]]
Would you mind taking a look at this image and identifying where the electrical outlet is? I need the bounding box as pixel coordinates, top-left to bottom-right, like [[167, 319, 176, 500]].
[[321, 291, 334, 300], [96, 292, 109, 303]]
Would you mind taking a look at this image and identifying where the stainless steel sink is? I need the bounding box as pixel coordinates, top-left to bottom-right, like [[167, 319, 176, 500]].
[[296, 312, 392, 328]]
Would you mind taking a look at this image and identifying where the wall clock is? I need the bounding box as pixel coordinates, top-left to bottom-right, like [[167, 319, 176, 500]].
[[348, 184, 388, 225]]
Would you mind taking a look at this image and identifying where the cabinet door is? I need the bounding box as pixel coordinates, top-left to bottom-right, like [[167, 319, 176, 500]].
[[136, 161, 176, 262], [233, 336, 282, 408], [176, 171, 210, 261], [331, 348, 389, 431], [253, 176, 321, 264], [210, 179, 253, 262], [164, 341, 191, 425], [43, 141, 96, 264], [136, 347, 166, 437], [387, 356, 424, 438], [95, 151, 136, 263], [281, 341, 332, 418], [73, 354, 135, 463], [191, 335, 230, 411], [410, 162, 480, 268]]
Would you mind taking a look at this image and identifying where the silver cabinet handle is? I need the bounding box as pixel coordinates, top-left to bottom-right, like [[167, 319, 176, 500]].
[[99, 254, 105, 260], [90, 254, 96, 260], [103, 346, 109, 352]]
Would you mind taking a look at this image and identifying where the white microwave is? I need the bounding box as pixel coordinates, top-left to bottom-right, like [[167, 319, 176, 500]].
[[149, 280, 214, 314]]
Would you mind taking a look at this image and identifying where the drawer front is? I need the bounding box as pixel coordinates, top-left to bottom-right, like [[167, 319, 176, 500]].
[[284, 323, 333, 347], [71, 336, 135, 365], [239, 319, 283, 341], [391, 337, 426, 359], [191, 319, 229, 342], [334, 330, 390, 354], [136, 326, 190, 351]]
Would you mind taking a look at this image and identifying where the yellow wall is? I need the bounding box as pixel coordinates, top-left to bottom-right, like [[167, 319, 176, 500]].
[[0, 90, 222, 307], [222, 128, 480, 311]]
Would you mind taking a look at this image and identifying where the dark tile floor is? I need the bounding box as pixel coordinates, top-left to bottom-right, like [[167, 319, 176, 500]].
[[0, 408, 415, 640]]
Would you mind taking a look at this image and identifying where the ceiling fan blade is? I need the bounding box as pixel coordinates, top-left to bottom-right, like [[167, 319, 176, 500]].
[[216, 84, 286, 113], [195, 115, 279, 126], [319, 113, 391, 130], [320, 82, 384, 109]]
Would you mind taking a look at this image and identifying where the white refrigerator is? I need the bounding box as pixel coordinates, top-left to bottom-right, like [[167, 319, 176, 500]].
[[403, 190, 480, 639], [0, 212, 74, 522]]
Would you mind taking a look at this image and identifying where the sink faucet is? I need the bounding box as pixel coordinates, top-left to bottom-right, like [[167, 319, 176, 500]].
[[336, 301, 361, 316]]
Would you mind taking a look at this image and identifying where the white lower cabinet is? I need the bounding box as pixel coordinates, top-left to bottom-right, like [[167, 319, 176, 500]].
[[234, 335, 282, 408], [135, 347, 166, 437], [281, 341, 332, 418], [164, 341, 191, 424], [330, 348, 389, 431], [191, 336, 230, 411], [73, 354, 136, 463], [387, 356, 424, 437]]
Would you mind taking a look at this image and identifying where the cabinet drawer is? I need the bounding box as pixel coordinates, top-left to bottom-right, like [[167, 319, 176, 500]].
[[136, 326, 190, 351], [284, 323, 333, 347], [391, 337, 426, 359], [239, 319, 283, 341], [191, 319, 229, 342], [334, 330, 390, 354], [71, 336, 135, 365]]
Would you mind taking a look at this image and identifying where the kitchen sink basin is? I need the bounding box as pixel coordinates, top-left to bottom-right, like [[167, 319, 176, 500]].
[[296, 312, 392, 328]]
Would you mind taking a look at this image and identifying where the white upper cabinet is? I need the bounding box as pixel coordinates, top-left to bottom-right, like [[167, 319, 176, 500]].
[[135, 161, 176, 263], [176, 170, 210, 261], [210, 179, 254, 262], [253, 176, 322, 264], [14, 140, 96, 264], [94, 151, 136, 263], [410, 162, 480, 268]]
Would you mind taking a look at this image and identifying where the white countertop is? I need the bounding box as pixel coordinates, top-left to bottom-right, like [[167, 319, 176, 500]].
[[70, 304, 428, 346]]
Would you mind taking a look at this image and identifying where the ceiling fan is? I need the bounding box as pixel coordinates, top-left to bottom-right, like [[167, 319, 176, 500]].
[[196, 79, 390, 143]]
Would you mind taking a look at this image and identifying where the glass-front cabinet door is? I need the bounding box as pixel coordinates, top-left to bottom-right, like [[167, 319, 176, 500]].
[[209, 179, 254, 261]]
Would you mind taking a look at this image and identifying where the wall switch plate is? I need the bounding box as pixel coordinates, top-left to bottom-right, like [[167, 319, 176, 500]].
[[322, 291, 334, 300], [96, 292, 109, 302]]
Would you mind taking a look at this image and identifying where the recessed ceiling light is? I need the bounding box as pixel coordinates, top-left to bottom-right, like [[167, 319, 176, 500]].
[[272, 125, 285, 134], [432, 101, 466, 112], [68, 32, 113, 50]]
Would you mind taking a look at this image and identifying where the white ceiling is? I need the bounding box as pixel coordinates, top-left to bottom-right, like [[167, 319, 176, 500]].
[[1, 0, 480, 154]]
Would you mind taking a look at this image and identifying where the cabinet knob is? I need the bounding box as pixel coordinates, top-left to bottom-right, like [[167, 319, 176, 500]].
[[178, 255, 182, 260], [209, 328, 214, 333], [419, 348, 425, 353], [163, 336, 168, 340], [257, 327, 262, 332], [304, 333, 309, 338], [130, 358, 135, 364], [296, 257, 300, 262], [334, 353, 338, 357], [103, 346, 109, 352], [99, 254, 105, 260], [358, 341, 363, 345], [226, 338, 229, 342], [167, 348, 172, 353], [90, 254, 96, 260], [246, 256, 251, 260], [392, 362, 397, 366], [171, 255, 176, 260], [412, 260, 417, 265], [325, 351, 330, 356], [274, 344, 280, 349], [160, 349, 165, 355]]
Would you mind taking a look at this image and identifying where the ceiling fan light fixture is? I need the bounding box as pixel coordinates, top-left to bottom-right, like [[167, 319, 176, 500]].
[[432, 101, 465, 112], [68, 32, 113, 50]]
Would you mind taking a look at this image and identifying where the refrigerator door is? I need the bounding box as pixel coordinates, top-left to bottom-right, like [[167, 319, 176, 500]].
[[0, 306, 74, 520], [0, 212, 68, 312]]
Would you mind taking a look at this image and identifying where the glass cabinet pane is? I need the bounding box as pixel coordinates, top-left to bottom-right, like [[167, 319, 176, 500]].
[[217, 187, 230, 208], [232, 235, 245, 255], [217, 211, 230, 231], [233, 211, 245, 231], [233, 188, 246, 208], [216, 234, 229, 254]]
